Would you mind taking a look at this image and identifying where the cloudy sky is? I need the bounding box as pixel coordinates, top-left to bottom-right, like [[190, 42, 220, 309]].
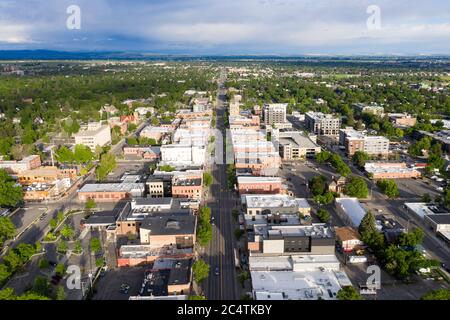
[[1, 0, 450, 55]]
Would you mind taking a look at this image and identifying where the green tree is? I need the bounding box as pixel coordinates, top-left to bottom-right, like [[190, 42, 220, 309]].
[[127, 137, 139, 145], [188, 295, 206, 300], [316, 209, 331, 223], [74, 240, 83, 254], [397, 228, 424, 248], [314, 191, 335, 205], [0, 287, 15, 300], [203, 172, 213, 187], [73, 144, 94, 164], [0, 169, 23, 207], [38, 258, 50, 269], [309, 175, 327, 196], [85, 198, 96, 210], [56, 286, 66, 300], [376, 179, 399, 199], [55, 263, 66, 277], [315, 151, 332, 164], [337, 286, 363, 300], [57, 240, 68, 254], [31, 276, 51, 297], [49, 219, 57, 230], [421, 289, 450, 300], [90, 237, 102, 254], [55, 146, 74, 163], [352, 151, 370, 168], [16, 292, 50, 300], [57, 211, 65, 223], [15, 243, 36, 262], [192, 259, 210, 284], [159, 164, 175, 172], [0, 264, 12, 285], [95, 152, 117, 181], [359, 211, 377, 235], [345, 176, 369, 198], [60, 224, 75, 240], [0, 216, 16, 247], [3, 251, 22, 270]]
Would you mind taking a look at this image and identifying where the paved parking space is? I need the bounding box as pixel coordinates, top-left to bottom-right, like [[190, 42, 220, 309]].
[[92, 266, 148, 300]]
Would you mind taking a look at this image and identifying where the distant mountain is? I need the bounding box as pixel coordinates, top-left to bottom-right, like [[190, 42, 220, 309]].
[[0, 50, 449, 61]]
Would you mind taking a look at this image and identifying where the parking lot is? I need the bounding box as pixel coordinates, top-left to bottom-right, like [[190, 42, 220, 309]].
[[92, 266, 148, 300], [338, 255, 450, 300]]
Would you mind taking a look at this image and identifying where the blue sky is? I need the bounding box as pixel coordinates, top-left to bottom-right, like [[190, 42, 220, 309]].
[[1, 0, 450, 55]]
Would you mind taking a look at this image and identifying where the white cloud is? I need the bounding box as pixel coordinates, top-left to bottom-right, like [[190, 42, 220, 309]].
[[0, 23, 36, 44]]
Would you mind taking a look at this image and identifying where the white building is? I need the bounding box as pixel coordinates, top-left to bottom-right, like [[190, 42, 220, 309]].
[[263, 103, 288, 126], [74, 123, 112, 151], [250, 255, 352, 300], [160, 144, 206, 166], [335, 198, 367, 228]]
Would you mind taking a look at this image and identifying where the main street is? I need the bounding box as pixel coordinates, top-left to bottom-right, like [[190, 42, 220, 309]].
[[204, 69, 238, 300]]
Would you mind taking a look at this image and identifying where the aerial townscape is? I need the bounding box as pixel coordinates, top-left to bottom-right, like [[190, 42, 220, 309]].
[[0, 1, 449, 308], [0, 59, 449, 302]]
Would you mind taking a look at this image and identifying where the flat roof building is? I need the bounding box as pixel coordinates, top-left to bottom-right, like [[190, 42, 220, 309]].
[[274, 131, 321, 160], [250, 254, 351, 300], [364, 162, 421, 179], [242, 194, 311, 217], [249, 224, 335, 255], [305, 112, 341, 136], [77, 182, 145, 202], [340, 128, 389, 157], [263, 104, 288, 126], [237, 176, 283, 195], [74, 122, 112, 151]]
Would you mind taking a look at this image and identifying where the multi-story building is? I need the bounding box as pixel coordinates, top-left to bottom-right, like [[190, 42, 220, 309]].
[[334, 227, 363, 252], [74, 123, 112, 151], [364, 162, 421, 179], [139, 215, 197, 248], [339, 128, 389, 157], [242, 194, 311, 217], [229, 115, 260, 130], [139, 126, 171, 142], [353, 103, 384, 116], [17, 166, 77, 185], [229, 95, 241, 116], [248, 224, 335, 255], [250, 254, 352, 300], [388, 113, 417, 127], [263, 104, 287, 126], [160, 144, 206, 167], [304, 112, 341, 136], [77, 182, 145, 202], [237, 176, 283, 195], [171, 172, 203, 200], [274, 131, 321, 160], [123, 146, 160, 160], [0, 155, 41, 175]]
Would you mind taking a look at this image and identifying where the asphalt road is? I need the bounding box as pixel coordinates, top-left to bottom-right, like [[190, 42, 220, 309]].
[[204, 69, 238, 300]]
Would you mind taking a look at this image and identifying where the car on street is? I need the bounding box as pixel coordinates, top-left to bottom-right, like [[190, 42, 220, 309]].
[[215, 267, 220, 276], [40, 213, 47, 221]]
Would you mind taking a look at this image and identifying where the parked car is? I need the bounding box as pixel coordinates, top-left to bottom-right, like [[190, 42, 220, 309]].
[[215, 267, 220, 276], [120, 284, 130, 294]]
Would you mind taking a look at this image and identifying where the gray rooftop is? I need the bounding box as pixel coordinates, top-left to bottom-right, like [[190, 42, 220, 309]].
[[140, 215, 196, 235]]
